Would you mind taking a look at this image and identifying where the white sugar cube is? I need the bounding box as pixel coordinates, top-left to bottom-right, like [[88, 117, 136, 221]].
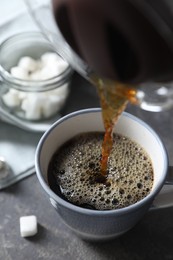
[[41, 52, 61, 65], [53, 83, 69, 97], [10, 66, 29, 80], [21, 94, 44, 120], [54, 60, 69, 74], [20, 215, 38, 237], [42, 95, 61, 118], [30, 71, 43, 80], [2, 89, 20, 107], [18, 90, 27, 100], [18, 56, 38, 72], [40, 65, 59, 80], [40, 60, 68, 80], [6, 52, 69, 120], [40, 68, 53, 80]]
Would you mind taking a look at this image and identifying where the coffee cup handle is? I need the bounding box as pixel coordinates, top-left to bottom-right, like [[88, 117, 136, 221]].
[[151, 166, 173, 209]]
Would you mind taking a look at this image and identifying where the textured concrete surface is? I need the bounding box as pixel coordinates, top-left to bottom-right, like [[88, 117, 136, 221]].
[[1, 173, 173, 260]]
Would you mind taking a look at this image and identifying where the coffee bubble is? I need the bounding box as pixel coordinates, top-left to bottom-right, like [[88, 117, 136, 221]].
[[48, 132, 154, 210]]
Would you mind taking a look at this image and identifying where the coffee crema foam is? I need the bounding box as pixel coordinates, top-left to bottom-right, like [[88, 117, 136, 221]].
[[48, 132, 154, 210]]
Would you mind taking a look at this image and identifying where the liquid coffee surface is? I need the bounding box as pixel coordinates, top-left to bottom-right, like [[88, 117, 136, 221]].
[[48, 132, 153, 210]]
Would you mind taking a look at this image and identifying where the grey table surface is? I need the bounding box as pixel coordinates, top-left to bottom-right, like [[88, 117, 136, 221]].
[[1, 73, 173, 260]]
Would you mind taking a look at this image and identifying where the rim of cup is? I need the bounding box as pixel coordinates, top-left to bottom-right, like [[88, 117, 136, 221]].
[[35, 108, 168, 216]]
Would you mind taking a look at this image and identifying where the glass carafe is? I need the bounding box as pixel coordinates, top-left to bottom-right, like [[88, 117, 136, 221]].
[[24, 0, 173, 112]]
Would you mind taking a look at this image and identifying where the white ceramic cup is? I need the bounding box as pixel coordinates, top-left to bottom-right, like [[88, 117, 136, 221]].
[[35, 108, 173, 241]]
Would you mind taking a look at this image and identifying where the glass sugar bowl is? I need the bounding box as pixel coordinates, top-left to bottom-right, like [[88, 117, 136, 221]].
[[0, 32, 73, 128]]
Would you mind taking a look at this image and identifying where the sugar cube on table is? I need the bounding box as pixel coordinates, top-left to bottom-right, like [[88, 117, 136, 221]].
[[20, 215, 38, 237]]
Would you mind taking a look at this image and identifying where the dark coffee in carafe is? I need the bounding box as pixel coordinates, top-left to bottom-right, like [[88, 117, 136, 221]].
[[52, 0, 173, 83]]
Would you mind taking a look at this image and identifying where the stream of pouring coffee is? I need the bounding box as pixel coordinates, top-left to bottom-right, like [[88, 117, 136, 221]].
[[51, 0, 139, 179], [91, 76, 138, 178]]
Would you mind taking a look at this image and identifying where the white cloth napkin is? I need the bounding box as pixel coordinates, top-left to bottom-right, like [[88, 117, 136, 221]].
[[0, 1, 44, 189], [0, 120, 42, 189]]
